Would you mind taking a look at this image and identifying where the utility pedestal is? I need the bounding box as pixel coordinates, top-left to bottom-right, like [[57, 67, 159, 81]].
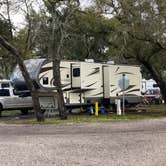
[[115, 98, 122, 115]]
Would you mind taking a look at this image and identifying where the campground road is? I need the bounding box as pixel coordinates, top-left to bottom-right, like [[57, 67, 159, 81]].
[[0, 119, 166, 166]]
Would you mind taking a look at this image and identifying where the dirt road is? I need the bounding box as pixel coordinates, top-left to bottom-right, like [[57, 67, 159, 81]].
[[0, 119, 166, 166]]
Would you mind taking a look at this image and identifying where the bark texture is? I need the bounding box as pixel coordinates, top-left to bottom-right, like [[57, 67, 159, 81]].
[[50, 6, 67, 120], [52, 59, 67, 119]]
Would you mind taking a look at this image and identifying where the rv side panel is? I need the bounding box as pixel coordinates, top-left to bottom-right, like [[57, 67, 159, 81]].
[[81, 62, 103, 99], [107, 65, 142, 104]]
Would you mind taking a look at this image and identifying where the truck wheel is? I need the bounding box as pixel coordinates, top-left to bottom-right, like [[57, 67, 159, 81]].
[[20, 109, 29, 115]]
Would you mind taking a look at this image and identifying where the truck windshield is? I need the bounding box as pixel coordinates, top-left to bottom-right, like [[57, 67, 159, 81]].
[[0, 89, 10, 96]]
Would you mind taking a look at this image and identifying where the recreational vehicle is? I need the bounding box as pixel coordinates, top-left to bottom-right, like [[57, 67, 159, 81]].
[[10, 59, 142, 109]]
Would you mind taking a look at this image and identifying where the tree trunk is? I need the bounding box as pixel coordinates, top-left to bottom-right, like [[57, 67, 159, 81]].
[[0, 36, 44, 121], [49, 3, 67, 120], [52, 59, 67, 119], [160, 82, 166, 103]]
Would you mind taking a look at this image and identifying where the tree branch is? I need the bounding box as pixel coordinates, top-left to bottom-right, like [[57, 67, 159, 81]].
[[127, 31, 166, 51]]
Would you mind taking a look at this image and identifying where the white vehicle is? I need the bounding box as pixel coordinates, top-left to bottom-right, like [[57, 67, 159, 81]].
[[11, 59, 142, 109], [0, 80, 33, 116], [142, 79, 159, 94]]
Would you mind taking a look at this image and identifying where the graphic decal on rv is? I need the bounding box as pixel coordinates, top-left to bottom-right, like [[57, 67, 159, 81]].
[[119, 85, 136, 92], [40, 67, 52, 74], [115, 67, 120, 73], [60, 66, 69, 69], [61, 83, 71, 88], [87, 67, 100, 76], [111, 88, 118, 93], [92, 92, 103, 96], [85, 82, 97, 87], [126, 89, 140, 93], [116, 72, 134, 75], [71, 89, 89, 93]]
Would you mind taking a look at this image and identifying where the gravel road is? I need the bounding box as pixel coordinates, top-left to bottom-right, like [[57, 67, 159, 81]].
[[0, 119, 166, 166]]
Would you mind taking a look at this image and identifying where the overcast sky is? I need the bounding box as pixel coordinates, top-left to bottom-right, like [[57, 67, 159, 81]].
[[11, 0, 92, 29]]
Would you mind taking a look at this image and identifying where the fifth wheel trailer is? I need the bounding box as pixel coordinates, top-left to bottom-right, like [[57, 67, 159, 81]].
[[10, 59, 142, 108]]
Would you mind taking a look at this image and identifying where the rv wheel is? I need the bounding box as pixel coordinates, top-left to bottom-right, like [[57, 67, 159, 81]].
[[20, 109, 29, 115]]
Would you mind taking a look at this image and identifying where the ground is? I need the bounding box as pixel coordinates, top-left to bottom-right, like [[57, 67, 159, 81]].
[[0, 119, 166, 166]]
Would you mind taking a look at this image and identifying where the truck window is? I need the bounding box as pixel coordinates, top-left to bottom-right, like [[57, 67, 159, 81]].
[[73, 68, 80, 77], [1, 83, 10, 88], [0, 89, 10, 96]]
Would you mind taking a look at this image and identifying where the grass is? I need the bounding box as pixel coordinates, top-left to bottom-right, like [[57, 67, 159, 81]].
[[1, 110, 34, 116], [1, 104, 166, 124]]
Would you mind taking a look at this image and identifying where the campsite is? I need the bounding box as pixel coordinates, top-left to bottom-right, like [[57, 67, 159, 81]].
[[0, 0, 166, 166]]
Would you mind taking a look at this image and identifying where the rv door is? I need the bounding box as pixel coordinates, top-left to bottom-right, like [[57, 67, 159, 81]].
[[71, 64, 81, 88]]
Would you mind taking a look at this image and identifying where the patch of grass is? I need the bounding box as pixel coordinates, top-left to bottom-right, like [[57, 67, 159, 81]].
[[3, 114, 142, 125], [2, 110, 21, 116], [1, 110, 34, 116], [1, 104, 166, 124], [146, 104, 166, 112]]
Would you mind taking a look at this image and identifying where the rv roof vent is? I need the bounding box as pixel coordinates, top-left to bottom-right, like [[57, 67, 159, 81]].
[[85, 59, 94, 63], [107, 61, 115, 64]]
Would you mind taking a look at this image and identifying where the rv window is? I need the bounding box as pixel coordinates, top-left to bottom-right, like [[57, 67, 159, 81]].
[[43, 77, 49, 85], [1, 83, 9, 88], [73, 68, 80, 77], [0, 89, 10, 96], [66, 74, 69, 78]]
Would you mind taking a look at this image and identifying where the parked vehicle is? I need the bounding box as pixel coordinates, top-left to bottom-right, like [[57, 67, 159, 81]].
[[0, 79, 33, 116], [142, 79, 159, 94], [143, 89, 162, 104], [11, 59, 143, 110]]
